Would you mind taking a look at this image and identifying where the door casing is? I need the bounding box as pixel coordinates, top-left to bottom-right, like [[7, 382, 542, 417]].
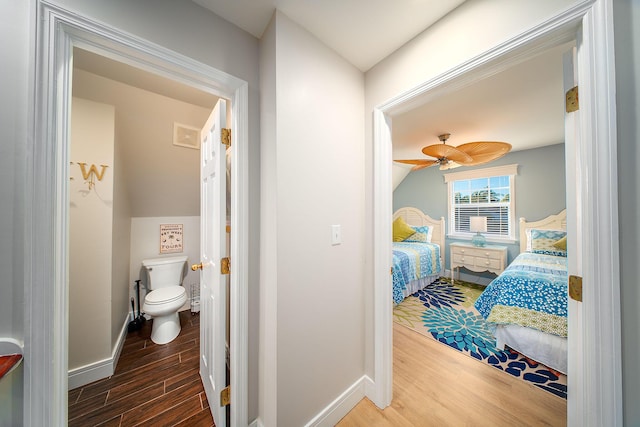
[[370, 1, 622, 425], [29, 2, 249, 425]]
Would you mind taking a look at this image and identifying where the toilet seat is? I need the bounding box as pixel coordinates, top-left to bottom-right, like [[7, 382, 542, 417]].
[[145, 286, 186, 305]]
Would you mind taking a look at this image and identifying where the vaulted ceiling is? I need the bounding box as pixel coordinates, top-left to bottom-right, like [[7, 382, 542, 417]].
[[192, 0, 568, 163], [192, 0, 467, 72], [391, 42, 570, 163], [72, 2, 570, 209]]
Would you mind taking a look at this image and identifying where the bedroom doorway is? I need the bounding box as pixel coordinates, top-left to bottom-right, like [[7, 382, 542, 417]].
[[371, 3, 621, 425], [388, 44, 570, 422], [30, 4, 249, 425]]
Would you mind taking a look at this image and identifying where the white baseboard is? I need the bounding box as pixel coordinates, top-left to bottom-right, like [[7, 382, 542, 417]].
[[112, 311, 130, 372], [68, 312, 130, 389], [444, 269, 494, 286], [249, 419, 263, 427], [304, 375, 367, 427], [68, 357, 112, 391], [363, 375, 381, 408]]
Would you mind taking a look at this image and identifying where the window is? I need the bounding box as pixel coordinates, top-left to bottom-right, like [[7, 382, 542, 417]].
[[445, 164, 518, 241]]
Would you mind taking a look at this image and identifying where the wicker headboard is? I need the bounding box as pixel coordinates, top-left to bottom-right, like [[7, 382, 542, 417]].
[[519, 209, 567, 253], [393, 207, 446, 271]]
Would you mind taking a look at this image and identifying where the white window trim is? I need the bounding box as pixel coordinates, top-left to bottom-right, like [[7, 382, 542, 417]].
[[443, 163, 518, 182], [445, 164, 518, 242]]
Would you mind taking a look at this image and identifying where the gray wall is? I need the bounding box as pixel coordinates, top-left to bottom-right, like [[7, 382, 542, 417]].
[[0, 1, 30, 425], [394, 143, 567, 268], [260, 12, 366, 426], [613, 0, 640, 425], [111, 118, 132, 352]]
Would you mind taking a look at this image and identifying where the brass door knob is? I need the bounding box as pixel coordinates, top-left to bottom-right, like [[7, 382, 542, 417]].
[[191, 263, 204, 271]]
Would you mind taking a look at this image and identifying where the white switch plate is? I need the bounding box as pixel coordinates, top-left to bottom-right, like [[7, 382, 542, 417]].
[[331, 225, 341, 245]]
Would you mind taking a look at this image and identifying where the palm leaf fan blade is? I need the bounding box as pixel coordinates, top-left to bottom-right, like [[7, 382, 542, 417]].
[[421, 144, 473, 164], [456, 141, 512, 165], [394, 159, 438, 170]]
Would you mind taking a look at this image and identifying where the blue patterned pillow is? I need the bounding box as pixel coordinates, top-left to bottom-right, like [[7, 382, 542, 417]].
[[408, 225, 432, 242], [404, 232, 428, 242], [530, 229, 567, 257], [532, 249, 567, 257]]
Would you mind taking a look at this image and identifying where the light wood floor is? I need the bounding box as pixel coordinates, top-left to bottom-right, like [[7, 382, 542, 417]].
[[68, 311, 214, 426], [337, 323, 567, 426]]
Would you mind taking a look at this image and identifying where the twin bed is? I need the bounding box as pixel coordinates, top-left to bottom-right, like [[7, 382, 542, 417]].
[[392, 207, 445, 304], [392, 207, 568, 374], [475, 209, 568, 373]]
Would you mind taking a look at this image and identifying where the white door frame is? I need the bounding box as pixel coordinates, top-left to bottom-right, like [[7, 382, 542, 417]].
[[28, 2, 249, 425], [371, 0, 622, 425]]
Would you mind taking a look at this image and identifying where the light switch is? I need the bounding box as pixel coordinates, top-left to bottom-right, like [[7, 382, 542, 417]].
[[331, 225, 341, 245]]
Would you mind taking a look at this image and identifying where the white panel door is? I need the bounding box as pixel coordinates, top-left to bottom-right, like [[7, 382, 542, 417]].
[[563, 47, 583, 425], [198, 98, 228, 426]]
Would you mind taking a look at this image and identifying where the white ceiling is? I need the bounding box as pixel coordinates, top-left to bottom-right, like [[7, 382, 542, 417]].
[[190, 0, 569, 162], [192, 0, 466, 72], [74, 3, 571, 173], [392, 42, 572, 162]]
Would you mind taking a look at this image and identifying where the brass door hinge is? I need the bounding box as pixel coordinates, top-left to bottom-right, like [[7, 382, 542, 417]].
[[221, 257, 230, 275], [569, 275, 583, 302], [221, 128, 231, 147], [220, 386, 230, 406], [566, 86, 579, 113]]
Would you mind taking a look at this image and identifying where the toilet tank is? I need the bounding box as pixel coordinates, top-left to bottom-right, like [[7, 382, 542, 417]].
[[142, 255, 188, 290]]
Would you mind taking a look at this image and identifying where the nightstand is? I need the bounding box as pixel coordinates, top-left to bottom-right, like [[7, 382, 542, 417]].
[[450, 242, 508, 284]]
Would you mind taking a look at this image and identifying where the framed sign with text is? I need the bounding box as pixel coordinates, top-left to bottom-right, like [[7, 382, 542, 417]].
[[160, 224, 183, 253]]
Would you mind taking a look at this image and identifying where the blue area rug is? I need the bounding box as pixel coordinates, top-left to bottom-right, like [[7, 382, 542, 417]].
[[393, 277, 567, 399]]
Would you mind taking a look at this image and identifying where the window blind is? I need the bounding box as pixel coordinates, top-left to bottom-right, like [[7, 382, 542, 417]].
[[454, 205, 510, 235], [449, 172, 514, 238]]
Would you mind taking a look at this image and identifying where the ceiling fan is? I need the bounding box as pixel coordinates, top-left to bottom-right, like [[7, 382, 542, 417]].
[[395, 133, 512, 171]]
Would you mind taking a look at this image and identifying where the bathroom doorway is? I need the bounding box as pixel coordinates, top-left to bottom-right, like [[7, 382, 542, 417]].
[[68, 48, 218, 390], [30, 6, 249, 424]]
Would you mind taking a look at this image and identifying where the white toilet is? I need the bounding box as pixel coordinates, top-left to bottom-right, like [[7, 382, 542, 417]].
[[141, 255, 188, 344]]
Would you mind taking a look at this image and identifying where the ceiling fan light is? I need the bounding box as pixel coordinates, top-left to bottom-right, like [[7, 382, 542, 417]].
[[439, 161, 462, 170]]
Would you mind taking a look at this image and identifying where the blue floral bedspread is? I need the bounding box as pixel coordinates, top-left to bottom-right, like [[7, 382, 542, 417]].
[[474, 252, 568, 337], [392, 242, 441, 304]]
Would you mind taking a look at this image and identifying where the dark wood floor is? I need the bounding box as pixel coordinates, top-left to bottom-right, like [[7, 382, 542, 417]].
[[68, 311, 215, 427]]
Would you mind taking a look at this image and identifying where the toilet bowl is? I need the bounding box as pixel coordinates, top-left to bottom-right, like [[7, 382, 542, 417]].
[[141, 256, 188, 344]]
